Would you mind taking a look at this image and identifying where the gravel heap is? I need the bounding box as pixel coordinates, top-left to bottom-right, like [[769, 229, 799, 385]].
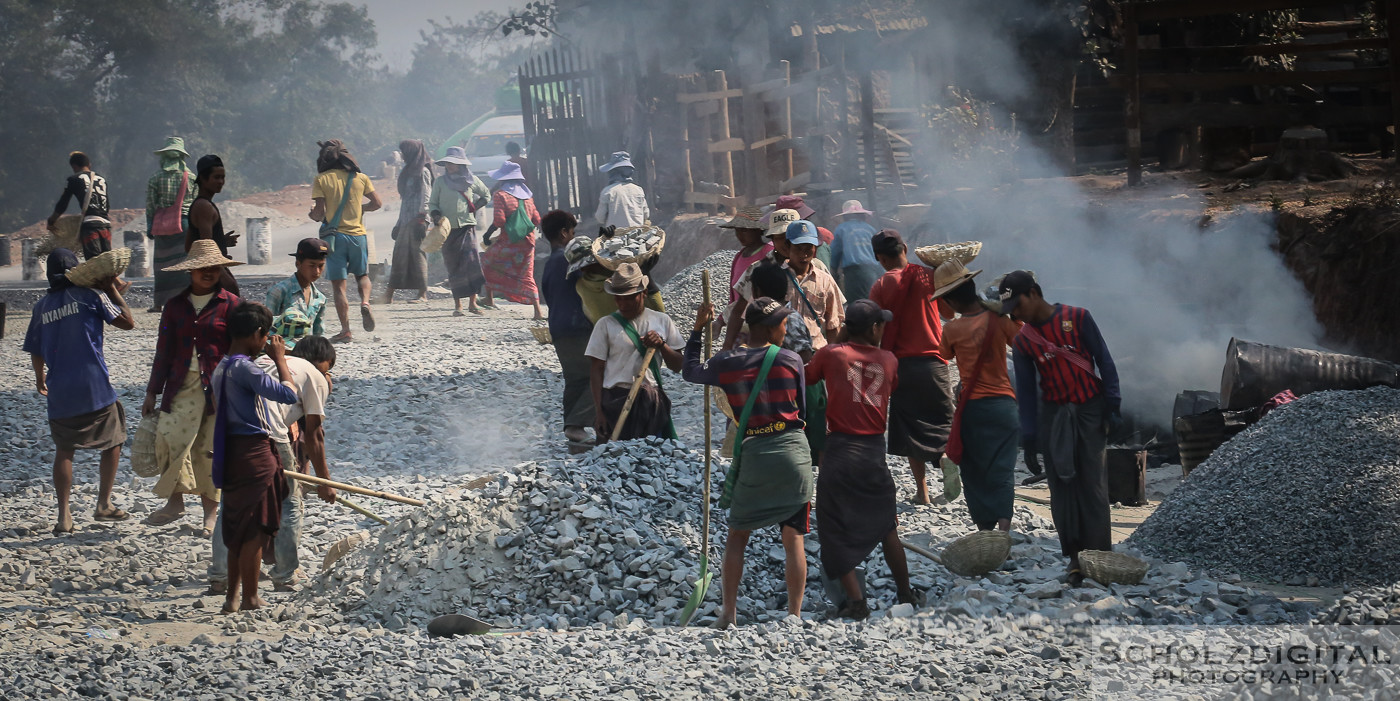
[[661, 249, 738, 330], [298, 433, 1314, 634], [1129, 387, 1400, 586], [301, 437, 843, 630], [1314, 583, 1400, 625]]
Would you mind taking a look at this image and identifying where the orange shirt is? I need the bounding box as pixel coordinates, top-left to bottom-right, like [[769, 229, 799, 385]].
[[938, 310, 1021, 400]]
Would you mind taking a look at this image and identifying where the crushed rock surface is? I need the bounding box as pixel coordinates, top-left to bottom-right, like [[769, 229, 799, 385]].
[[1129, 387, 1400, 587]]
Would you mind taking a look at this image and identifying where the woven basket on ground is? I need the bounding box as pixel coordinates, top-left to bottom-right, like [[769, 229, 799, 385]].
[[940, 529, 1010, 577], [130, 414, 160, 478], [66, 248, 132, 287], [1079, 550, 1149, 585], [914, 241, 983, 268], [591, 225, 666, 271], [529, 327, 552, 345]]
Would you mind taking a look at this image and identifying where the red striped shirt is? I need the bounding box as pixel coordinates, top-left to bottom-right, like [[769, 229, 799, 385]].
[[1011, 305, 1101, 405]]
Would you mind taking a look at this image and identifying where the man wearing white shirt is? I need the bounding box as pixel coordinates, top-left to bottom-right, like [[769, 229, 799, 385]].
[[594, 151, 649, 228]]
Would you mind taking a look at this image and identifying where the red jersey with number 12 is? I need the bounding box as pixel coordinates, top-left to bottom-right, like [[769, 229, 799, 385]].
[[806, 342, 899, 435]]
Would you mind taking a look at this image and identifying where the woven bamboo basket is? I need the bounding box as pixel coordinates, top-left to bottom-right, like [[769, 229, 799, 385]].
[[1079, 550, 1149, 585], [35, 216, 83, 256], [529, 326, 552, 345], [940, 529, 1010, 577], [914, 241, 983, 268], [591, 225, 666, 271], [130, 414, 161, 478], [66, 248, 132, 287]]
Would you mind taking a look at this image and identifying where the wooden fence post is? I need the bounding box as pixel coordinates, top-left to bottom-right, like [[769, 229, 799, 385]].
[[1387, 0, 1400, 161], [712, 70, 737, 211], [1123, 2, 1143, 186], [860, 71, 878, 216]]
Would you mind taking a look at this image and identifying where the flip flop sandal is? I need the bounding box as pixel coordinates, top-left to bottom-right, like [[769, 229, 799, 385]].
[[453, 310, 465, 317], [330, 332, 353, 344], [360, 305, 376, 332], [93, 508, 130, 521], [53, 521, 74, 535]]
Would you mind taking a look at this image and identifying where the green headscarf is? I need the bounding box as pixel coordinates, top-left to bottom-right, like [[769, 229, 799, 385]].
[[159, 151, 187, 172]]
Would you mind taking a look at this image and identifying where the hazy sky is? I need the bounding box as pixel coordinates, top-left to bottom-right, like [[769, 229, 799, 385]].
[[360, 0, 520, 68]]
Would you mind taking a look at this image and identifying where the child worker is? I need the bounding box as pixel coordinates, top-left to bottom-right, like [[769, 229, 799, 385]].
[[806, 299, 919, 620], [210, 302, 299, 612], [265, 238, 329, 349], [684, 298, 814, 629], [584, 262, 684, 442]]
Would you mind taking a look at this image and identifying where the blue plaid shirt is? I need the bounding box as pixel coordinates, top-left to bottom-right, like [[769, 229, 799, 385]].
[[265, 274, 326, 346]]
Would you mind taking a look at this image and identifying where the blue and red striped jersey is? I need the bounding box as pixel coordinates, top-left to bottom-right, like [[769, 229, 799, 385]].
[[682, 331, 806, 436], [1011, 304, 1121, 437]]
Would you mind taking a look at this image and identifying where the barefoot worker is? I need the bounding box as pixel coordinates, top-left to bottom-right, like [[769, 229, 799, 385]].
[[935, 261, 1021, 532], [999, 270, 1122, 585], [868, 229, 956, 505], [585, 263, 683, 442], [210, 303, 299, 612], [24, 249, 136, 534], [683, 298, 813, 628], [209, 335, 337, 594], [265, 238, 329, 349], [806, 299, 918, 619], [143, 240, 243, 534]]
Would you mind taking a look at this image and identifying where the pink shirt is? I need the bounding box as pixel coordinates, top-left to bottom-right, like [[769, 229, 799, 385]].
[[730, 243, 774, 304]]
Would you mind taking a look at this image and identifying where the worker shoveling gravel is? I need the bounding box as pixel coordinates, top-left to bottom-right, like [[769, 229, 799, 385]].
[[1129, 386, 1400, 586]]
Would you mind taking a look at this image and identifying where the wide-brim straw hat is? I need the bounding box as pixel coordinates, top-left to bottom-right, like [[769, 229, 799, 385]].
[[930, 258, 982, 299], [66, 248, 132, 287], [604, 262, 649, 295], [162, 239, 244, 272], [719, 205, 765, 230]]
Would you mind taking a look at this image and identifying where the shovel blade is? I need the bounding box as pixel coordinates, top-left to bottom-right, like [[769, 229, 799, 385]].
[[678, 570, 715, 626], [427, 614, 496, 637]]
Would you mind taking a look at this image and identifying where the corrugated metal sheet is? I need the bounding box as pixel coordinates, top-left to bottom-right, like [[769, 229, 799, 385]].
[[789, 3, 928, 36]]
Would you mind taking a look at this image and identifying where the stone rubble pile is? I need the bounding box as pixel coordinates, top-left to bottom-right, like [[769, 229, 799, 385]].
[[660, 249, 739, 331], [301, 435, 1312, 633], [1130, 387, 1400, 586], [1314, 583, 1400, 625]]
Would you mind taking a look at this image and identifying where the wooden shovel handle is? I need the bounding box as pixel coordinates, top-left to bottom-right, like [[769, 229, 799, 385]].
[[283, 470, 425, 506], [610, 347, 658, 442]]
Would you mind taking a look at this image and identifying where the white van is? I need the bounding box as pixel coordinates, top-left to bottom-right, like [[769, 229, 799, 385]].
[[461, 114, 526, 181]]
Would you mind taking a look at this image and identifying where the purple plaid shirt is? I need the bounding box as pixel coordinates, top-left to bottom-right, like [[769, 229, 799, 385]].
[[146, 288, 240, 413]]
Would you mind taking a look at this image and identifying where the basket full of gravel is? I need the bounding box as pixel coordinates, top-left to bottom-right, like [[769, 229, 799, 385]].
[[1129, 386, 1400, 587]]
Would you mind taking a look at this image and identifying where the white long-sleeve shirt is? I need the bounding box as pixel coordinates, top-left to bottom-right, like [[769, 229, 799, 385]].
[[595, 181, 649, 228]]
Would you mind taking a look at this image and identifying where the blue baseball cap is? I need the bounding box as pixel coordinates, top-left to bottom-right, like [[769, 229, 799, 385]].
[[785, 220, 820, 247]]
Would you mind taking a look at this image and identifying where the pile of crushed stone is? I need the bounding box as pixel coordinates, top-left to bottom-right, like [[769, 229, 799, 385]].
[[1130, 387, 1400, 586], [661, 249, 738, 330]]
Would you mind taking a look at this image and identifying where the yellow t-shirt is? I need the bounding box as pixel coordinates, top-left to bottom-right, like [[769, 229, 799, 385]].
[[311, 170, 375, 238]]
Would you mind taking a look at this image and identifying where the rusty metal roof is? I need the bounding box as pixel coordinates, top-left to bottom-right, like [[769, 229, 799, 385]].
[[789, 2, 928, 36]]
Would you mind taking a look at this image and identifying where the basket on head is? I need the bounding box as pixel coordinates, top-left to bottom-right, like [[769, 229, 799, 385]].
[[939, 529, 1010, 577], [66, 248, 132, 287], [591, 225, 666, 271], [914, 241, 983, 268], [130, 414, 161, 478], [1079, 550, 1149, 585], [529, 326, 553, 345]]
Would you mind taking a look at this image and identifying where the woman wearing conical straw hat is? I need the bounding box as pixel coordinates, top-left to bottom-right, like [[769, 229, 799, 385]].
[[141, 240, 243, 536]]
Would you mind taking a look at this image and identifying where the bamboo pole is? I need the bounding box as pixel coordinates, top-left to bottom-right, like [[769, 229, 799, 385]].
[[283, 471, 425, 506]]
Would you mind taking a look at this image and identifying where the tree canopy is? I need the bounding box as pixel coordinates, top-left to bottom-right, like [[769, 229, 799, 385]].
[[0, 0, 533, 231]]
